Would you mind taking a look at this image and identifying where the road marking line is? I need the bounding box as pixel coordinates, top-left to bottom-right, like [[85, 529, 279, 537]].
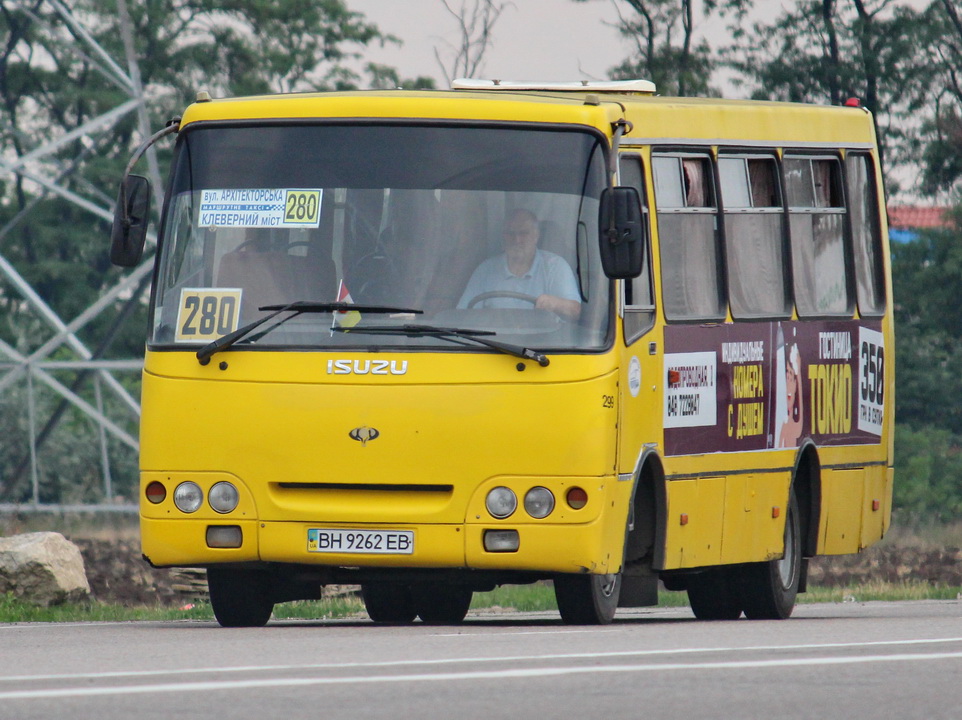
[[4, 650, 962, 700], [2, 637, 962, 683]]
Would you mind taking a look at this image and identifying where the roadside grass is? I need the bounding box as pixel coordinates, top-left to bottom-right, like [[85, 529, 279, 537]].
[[2, 580, 958, 624]]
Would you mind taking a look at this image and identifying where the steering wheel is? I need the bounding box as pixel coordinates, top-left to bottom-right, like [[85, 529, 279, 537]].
[[466, 291, 539, 309]]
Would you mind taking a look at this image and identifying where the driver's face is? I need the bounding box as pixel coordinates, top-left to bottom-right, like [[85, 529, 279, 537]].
[[503, 213, 539, 269]]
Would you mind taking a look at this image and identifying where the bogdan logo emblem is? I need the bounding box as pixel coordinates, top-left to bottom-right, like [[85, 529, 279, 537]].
[[349, 426, 380, 446]]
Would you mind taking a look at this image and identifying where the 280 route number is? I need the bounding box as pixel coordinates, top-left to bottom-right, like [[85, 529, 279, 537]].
[[175, 289, 242, 343]]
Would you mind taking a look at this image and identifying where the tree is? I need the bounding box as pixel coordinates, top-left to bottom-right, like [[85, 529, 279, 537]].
[[890, 216, 962, 434], [433, 0, 509, 87], [725, 0, 931, 193], [914, 0, 962, 194], [0, 0, 407, 503], [888, 217, 962, 523], [573, 0, 754, 96]]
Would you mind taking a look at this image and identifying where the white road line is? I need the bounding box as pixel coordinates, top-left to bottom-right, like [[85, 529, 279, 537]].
[[2, 637, 961, 683], [4, 650, 962, 701]]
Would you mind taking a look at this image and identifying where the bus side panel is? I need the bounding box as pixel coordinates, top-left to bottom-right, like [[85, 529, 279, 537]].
[[819, 468, 865, 555], [720, 472, 789, 565], [860, 464, 890, 549], [662, 477, 724, 569]]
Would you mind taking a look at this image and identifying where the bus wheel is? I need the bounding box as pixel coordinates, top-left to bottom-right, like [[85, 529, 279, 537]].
[[413, 586, 473, 624], [207, 568, 274, 628], [686, 569, 743, 620], [740, 489, 801, 620], [361, 583, 417, 623], [554, 572, 621, 625]]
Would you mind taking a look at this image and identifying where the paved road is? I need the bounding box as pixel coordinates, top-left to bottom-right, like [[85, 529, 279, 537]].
[[3, 601, 962, 719]]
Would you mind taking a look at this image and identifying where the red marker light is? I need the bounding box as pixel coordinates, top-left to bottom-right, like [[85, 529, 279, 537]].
[[145, 481, 167, 504], [844, 97, 861, 107], [566, 487, 588, 510]]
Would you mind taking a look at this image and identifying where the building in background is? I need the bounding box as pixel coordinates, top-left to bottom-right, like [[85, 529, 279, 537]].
[[887, 206, 950, 243]]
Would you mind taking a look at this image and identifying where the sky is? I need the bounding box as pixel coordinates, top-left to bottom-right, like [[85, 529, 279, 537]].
[[348, 0, 642, 86], [348, 1, 929, 90]]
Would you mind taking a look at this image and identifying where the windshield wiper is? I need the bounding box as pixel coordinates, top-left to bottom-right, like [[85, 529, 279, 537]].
[[332, 324, 550, 367], [196, 301, 422, 365]]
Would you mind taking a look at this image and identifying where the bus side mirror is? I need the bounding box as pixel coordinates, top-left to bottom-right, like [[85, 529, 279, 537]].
[[110, 174, 151, 267], [598, 186, 645, 279]]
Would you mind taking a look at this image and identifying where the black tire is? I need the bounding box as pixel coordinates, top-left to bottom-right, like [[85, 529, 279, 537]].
[[554, 573, 621, 625], [686, 568, 743, 620], [413, 585, 473, 624], [207, 568, 274, 628], [361, 583, 417, 623], [740, 489, 802, 620]]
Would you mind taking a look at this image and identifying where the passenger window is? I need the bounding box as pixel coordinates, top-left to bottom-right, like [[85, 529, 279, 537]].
[[785, 156, 851, 316], [719, 155, 790, 318], [619, 154, 654, 343], [653, 154, 724, 321], [845, 153, 886, 315]]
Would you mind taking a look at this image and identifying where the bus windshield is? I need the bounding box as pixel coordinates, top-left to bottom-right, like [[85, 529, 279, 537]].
[[151, 123, 611, 353]]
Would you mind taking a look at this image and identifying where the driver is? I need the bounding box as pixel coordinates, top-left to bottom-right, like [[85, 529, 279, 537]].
[[457, 209, 582, 321]]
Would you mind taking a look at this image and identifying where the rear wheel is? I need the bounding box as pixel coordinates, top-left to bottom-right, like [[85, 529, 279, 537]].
[[361, 583, 417, 623], [554, 573, 621, 625], [741, 489, 801, 620], [413, 585, 473, 624], [686, 568, 743, 620], [207, 568, 274, 628]]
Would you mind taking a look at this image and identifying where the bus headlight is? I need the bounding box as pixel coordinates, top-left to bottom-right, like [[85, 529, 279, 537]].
[[485, 486, 517, 519], [524, 487, 555, 518], [173, 482, 203, 513], [208, 482, 239, 514]]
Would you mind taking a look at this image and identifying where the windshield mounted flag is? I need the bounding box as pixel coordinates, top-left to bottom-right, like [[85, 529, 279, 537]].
[[331, 279, 361, 330]]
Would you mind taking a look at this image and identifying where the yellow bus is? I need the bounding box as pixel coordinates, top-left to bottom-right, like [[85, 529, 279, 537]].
[[112, 79, 893, 627]]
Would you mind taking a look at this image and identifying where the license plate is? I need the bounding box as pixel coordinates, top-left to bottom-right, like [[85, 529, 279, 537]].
[[307, 528, 414, 555]]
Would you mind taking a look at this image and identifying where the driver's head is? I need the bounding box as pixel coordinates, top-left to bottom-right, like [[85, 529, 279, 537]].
[[502, 209, 539, 271]]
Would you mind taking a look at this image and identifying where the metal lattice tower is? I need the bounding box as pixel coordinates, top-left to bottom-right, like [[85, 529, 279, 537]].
[[0, 0, 162, 512]]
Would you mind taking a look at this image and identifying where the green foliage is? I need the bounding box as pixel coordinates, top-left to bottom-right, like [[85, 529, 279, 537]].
[[471, 582, 559, 612], [892, 221, 962, 434], [894, 424, 962, 522], [890, 220, 962, 521], [0, 591, 215, 622], [799, 581, 962, 603]]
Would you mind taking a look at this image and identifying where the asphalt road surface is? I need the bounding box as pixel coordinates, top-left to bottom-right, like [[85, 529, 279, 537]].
[[3, 601, 962, 720]]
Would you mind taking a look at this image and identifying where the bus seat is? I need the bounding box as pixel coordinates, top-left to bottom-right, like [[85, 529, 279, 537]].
[[217, 241, 336, 321]]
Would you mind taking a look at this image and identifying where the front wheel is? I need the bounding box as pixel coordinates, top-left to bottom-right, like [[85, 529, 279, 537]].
[[740, 489, 802, 620], [413, 585, 473, 624], [686, 568, 743, 620], [361, 583, 417, 623], [554, 573, 621, 625], [207, 568, 274, 628]]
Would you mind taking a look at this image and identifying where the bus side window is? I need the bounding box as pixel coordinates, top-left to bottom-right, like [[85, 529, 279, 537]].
[[785, 156, 852, 317], [619, 154, 655, 343], [718, 155, 791, 319], [652, 153, 725, 322], [845, 153, 886, 315]]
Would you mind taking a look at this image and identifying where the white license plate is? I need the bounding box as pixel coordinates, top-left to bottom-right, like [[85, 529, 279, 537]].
[[307, 528, 414, 555]]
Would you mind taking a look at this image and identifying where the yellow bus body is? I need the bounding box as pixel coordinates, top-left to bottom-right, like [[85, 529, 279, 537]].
[[141, 351, 628, 574], [135, 85, 893, 622]]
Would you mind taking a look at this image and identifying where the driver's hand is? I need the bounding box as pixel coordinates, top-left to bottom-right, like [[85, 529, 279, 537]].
[[536, 294, 582, 321]]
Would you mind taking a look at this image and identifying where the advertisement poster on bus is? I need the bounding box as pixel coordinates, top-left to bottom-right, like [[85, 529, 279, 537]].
[[663, 320, 885, 456]]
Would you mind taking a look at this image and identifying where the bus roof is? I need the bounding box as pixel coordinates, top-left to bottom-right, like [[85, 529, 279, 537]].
[[178, 83, 877, 149]]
